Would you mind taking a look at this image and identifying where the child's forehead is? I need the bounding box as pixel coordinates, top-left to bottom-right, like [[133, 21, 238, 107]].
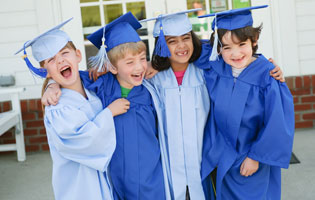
[[123, 49, 146, 58], [222, 31, 243, 44], [165, 32, 191, 39]]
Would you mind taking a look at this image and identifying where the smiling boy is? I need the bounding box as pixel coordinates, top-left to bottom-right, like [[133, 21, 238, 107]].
[[42, 12, 166, 200]]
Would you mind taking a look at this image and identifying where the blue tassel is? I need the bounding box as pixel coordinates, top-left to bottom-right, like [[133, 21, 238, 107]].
[[22, 43, 47, 78], [88, 27, 112, 72], [154, 17, 171, 58]]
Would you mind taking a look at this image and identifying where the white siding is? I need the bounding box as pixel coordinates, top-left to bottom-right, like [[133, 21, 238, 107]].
[[296, 0, 315, 75]]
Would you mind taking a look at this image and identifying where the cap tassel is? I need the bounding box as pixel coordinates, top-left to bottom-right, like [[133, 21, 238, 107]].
[[209, 14, 219, 61], [88, 27, 113, 72], [22, 42, 47, 78], [153, 16, 171, 57]]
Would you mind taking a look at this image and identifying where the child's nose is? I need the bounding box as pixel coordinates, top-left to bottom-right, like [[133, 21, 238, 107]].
[[56, 55, 64, 64], [231, 48, 241, 57]]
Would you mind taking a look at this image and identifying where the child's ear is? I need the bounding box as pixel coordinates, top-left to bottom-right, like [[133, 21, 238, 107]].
[[109, 66, 118, 74], [253, 42, 258, 47], [76, 49, 82, 62]]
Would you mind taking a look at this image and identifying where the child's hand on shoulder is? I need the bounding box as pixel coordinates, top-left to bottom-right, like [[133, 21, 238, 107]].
[[108, 98, 130, 117], [42, 83, 61, 106], [145, 61, 158, 79], [88, 67, 108, 81], [240, 157, 259, 177]]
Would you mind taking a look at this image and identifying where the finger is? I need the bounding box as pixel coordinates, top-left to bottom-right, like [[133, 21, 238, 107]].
[[93, 72, 98, 82], [240, 161, 245, 173], [89, 70, 92, 80], [42, 99, 49, 106], [240, 169, 247, 176], [280, 77, 285, 83], [56, 91, 62, 99]]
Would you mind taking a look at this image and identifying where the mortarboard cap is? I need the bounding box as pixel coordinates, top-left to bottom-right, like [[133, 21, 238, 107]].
[[198, 5, 268, 61], [198, 5, 268, 31], [140, 9, 201, 57], [15, 18, 73, 78], [87, 12, 142, 71]]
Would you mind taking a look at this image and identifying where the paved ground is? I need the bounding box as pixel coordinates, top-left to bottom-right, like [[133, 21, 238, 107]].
[[0, 129, 314, 200]]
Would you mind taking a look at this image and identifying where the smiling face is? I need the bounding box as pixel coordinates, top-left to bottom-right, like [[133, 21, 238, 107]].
[[43, 44, 82, 90], [165, 33, 194, 71], [220, 31, 256, 69], [110, 50, 147, 89]]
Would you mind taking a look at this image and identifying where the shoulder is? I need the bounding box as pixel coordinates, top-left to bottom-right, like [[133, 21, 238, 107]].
[[240, 55, 276, 88], [194, 41, 213, 70], [45, 89, 86, 112]]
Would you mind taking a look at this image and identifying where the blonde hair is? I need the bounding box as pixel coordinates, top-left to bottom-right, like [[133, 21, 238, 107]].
[[40, 41, 77, 111], [107, 41, 146, 66]]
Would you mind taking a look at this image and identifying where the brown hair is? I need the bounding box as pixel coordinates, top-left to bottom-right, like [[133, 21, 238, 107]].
[[210, 24, 262, 55], [40, 41, 77, 111], [151, 31, 202, 72], [107, 41, 147, 66]]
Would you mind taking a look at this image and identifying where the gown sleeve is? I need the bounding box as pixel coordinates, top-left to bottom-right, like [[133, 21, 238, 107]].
[[193, 42, 213, 70], [247, 80, 295, 168], [45, 105, 116, 171]]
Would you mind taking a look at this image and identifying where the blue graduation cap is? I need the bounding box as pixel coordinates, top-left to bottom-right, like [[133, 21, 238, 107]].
[[140, 8, 201, 57], [15, 18, 73, 78], [87, 12, 142, 71], [198, 5, 268, 61]]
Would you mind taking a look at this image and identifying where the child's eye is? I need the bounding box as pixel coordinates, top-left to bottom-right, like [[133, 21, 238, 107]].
[[222, 47, 230, 50], [240, 43, 246, 46], [48, 58, 54, 63], [62, 51, 69, 55], [168, 40, 175, 44], [127, 61, 133, 65], [141, 57, 146, 61], [183, 37, 190, 40]]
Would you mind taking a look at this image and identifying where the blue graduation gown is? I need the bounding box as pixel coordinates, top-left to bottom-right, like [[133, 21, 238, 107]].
[[195, 43, 295, 200], [144, 63, 211, 200], [44, 87, 116, 200], [80, 71, 166, 200]]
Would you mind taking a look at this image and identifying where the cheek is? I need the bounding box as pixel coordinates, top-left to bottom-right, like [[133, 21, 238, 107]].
[[221, 51, 229, 59]]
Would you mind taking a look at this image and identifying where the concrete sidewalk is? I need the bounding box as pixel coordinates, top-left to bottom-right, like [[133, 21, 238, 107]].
[[0, 129, 314, 200]]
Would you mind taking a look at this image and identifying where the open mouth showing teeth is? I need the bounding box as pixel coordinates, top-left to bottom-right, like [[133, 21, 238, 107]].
[[177, 51, 188, 56], [60, 67, 72, 77], [131, 73, 142, 78]]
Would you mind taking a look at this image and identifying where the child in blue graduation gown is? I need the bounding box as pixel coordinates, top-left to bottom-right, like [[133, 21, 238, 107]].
[[195, 6, 295, 200], [140, 10, 212, 200], [140, 9, 283, 200], [41, 13, 166, 200], [15, 19, 130, 200], [85, 13, 166, 200]]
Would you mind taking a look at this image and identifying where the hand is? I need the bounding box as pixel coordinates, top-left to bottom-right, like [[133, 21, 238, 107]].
[[240, 157, 259, 177], [41, 83, 61, 106], [145, 61, 158, 79], [88, 67, 107, 81], [269, 58, 285, 82], [107, 98, 130, 117]]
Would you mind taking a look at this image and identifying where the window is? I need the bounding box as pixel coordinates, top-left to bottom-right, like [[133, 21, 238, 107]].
[[186, 0, 251, 39], [80, 0, 149, 67]]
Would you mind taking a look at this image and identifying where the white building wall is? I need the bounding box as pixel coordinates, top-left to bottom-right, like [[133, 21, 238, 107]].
[[296, 0, 315, 75], [0, 0, 314, 102]]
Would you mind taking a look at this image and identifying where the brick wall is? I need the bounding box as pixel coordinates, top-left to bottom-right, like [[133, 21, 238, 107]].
[[1, 76, 315, 153], [286, 75, 315, 129]]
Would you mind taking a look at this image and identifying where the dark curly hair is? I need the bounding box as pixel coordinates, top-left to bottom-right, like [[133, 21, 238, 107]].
[[210, 24, 262, 55], [151, 31, 202, 72]]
